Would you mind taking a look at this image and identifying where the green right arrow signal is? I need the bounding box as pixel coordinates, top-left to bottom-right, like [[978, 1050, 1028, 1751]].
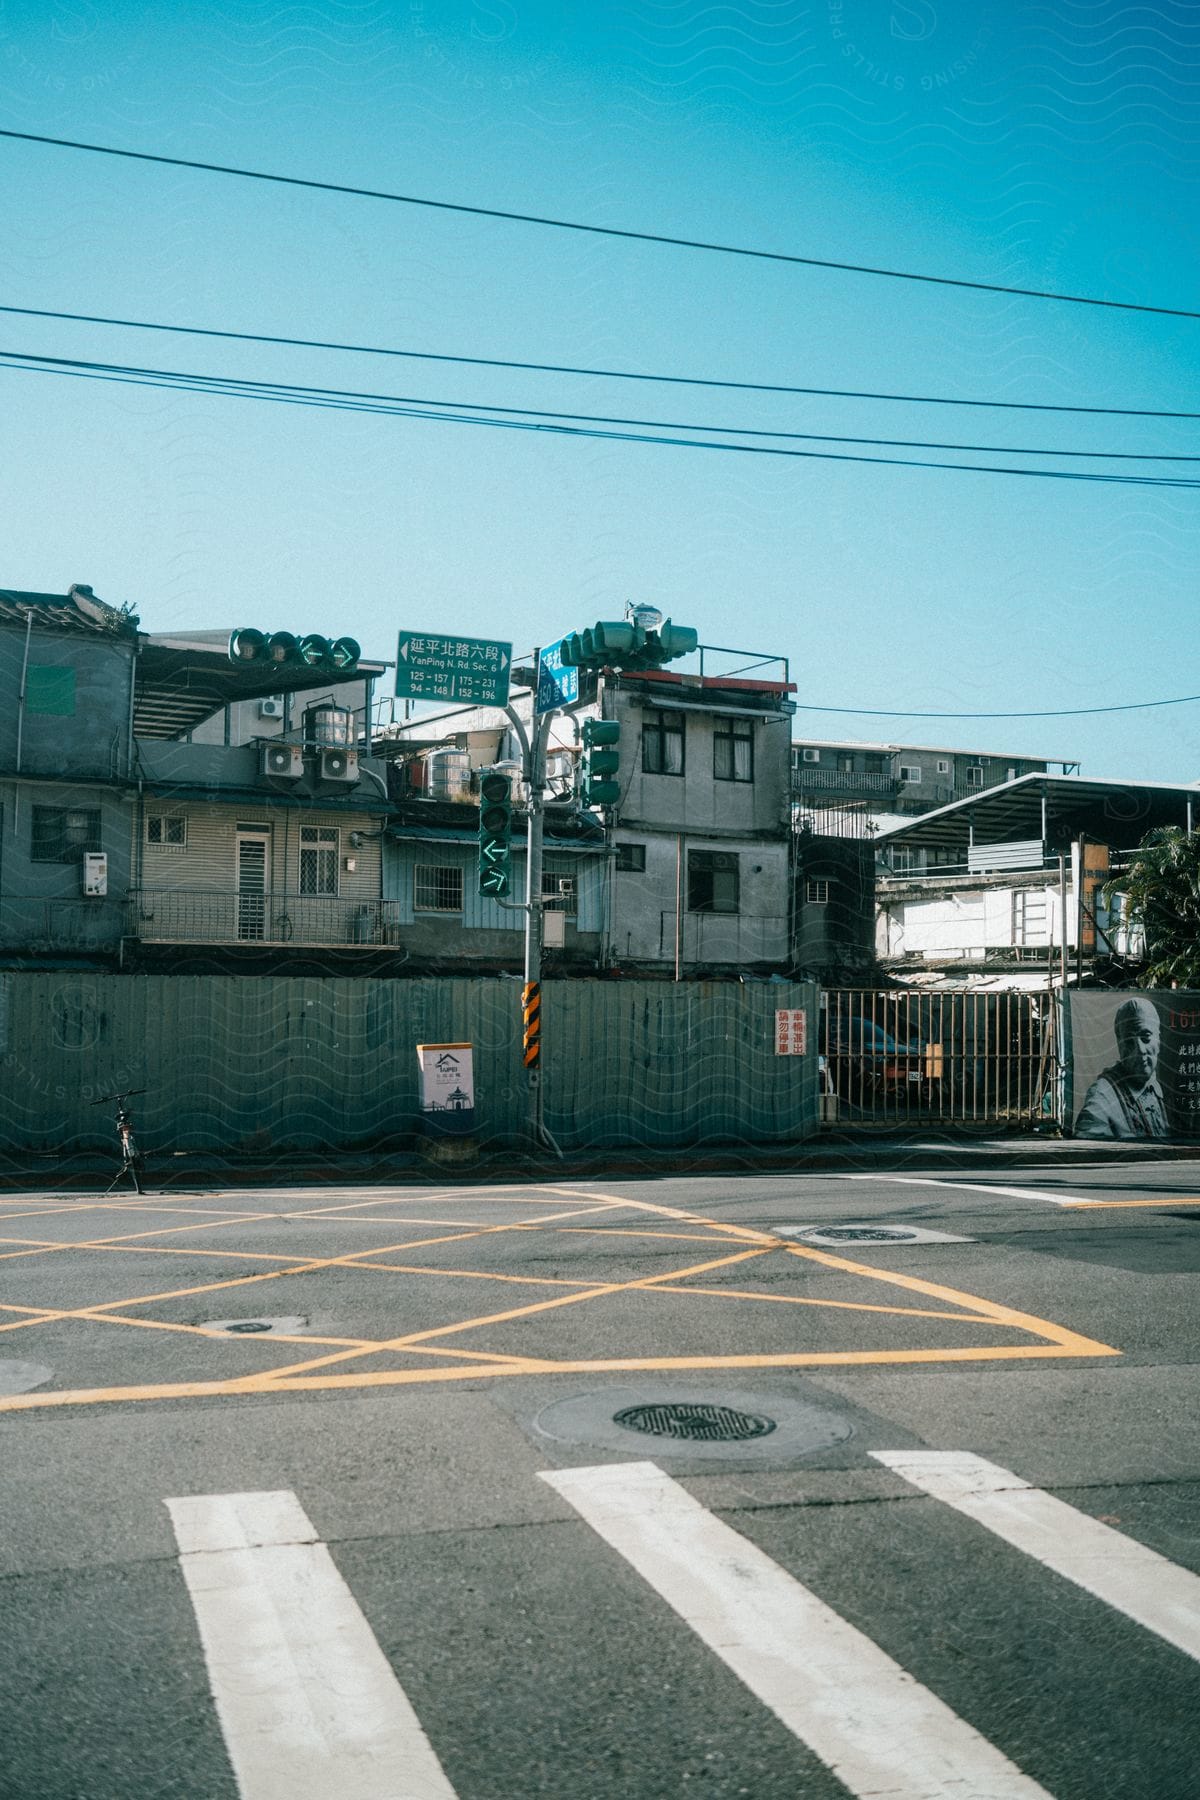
[[478, 770, 514, 898]]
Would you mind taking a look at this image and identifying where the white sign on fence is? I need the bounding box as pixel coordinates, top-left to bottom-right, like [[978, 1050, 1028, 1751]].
[[774, 1009, 807, 1056], [416, 1042, 475, 1115]]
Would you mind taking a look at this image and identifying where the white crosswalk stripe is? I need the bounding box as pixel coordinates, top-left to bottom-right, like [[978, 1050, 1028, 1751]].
[[872, 1449, 1200, 1665], [541, 1458, 1057, 1800], [166, 1488, 459, 1800], [161, 1460, 1200, 1800]]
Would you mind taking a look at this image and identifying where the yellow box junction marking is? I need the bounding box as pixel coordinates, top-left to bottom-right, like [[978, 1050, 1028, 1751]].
[[0, 1181, 1119, 1414]]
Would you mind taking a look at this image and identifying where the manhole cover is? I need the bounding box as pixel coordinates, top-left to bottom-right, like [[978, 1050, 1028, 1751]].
[[814, 1227, 917, 1243], [613, 1402, 776, 1443], [200, 1315, 308, 1338]]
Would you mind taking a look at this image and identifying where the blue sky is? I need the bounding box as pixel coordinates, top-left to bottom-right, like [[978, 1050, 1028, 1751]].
[[2, 0, 1197, 779]]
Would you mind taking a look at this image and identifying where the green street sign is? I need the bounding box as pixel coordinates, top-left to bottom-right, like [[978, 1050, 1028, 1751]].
[[396, 630, 512, 705]]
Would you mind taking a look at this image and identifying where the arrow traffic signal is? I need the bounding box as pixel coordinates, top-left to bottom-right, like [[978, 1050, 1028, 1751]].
[[557, 618, 697, 672], [478, 770, 514, 898]]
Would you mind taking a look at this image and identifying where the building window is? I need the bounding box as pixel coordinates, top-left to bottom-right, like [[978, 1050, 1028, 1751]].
[[898, 765, 922, 784], [802, 747, 820, 763], [805, 878, 830, 905], [642, 713, 684, 776], [714, 717, 754, 782], [414, 864, 463, 912], [146, 815, 186, 849], [26, 666, 76, 716], [542, 868, 577, 915], [936, 759, 951, 775], [299, 826, 339, 895], [889, 849, 914, 874], [616, 843, 646, 872], [31, 806, 101, 862], [966, 766, 985, 788], [688, 850, 739, 914]]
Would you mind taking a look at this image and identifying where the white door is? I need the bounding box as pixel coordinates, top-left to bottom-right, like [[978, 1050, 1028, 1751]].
[[236, 831, 270, 940]]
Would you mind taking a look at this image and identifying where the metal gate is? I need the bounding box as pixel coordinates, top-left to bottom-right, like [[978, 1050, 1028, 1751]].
[[820, 989, 1057, 1127]]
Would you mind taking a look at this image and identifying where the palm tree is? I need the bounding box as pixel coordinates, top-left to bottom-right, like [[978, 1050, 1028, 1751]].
[[1105, 827, 1200, 987]]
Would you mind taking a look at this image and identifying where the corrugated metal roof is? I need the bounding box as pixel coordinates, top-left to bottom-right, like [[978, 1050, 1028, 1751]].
[[0, 586, 137, 637], [133, 638, 387, 739], [876, 773, 1199, 850]]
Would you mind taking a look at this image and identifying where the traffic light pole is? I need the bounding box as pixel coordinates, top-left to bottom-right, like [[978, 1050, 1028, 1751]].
[[504, 698, 559, 1154]]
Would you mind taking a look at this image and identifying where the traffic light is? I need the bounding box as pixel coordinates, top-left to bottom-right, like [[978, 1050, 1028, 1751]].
[[581, 718, 621, 807], [227, 628, 361, 675], [641, 619, 699, 666], [558, 618, 697, 672], [478, 770, 514, 897]]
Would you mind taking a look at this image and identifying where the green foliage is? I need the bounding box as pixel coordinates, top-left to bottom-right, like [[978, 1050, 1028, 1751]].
[[1105, 827, 1200, 986]]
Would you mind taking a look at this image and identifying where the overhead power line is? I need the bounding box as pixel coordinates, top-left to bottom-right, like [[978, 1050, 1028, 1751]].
[[802, 696, 1200, 718], [3, 301, 1196, 420], [3, 345, 1185, 462], [3, 126, 1196, 322], [4, 348, 1198, 488]]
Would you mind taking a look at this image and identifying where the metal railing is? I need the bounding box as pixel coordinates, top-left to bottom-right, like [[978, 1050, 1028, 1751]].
[[128, 889, 404, 947], [792, 768, 899, 795], [820, 988, 1057, 1127]]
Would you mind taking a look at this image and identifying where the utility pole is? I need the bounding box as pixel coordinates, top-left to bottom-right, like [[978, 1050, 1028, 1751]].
[[504, 695, 557, 1152]]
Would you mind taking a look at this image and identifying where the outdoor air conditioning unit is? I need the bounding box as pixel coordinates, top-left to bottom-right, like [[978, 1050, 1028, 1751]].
[[258, 696, 284, 719], [319, 747, 360, 784], [260, 742, 303, 780]]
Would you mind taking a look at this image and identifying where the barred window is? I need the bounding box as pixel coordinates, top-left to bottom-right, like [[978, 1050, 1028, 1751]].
[[31, 806, 101, 863], [299, 826, 339, 895], [714, 716, 753, 782], [146, 815, 186, 849], [414, 864, 464, 912], [641, 713, 684, 775], [806, 879, 830, 905], [688, 850, 739, 914]]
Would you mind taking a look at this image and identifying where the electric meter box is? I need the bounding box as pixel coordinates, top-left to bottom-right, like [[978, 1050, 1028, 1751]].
[[82, 851, 108, 897]]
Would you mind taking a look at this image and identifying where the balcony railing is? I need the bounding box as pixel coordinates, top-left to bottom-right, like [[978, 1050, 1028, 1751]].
[[792, 768, 899, 795], [128, 889, 404, 947]]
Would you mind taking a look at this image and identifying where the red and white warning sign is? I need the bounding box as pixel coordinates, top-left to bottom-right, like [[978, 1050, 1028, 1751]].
[[774, 1009, 807, 1056]]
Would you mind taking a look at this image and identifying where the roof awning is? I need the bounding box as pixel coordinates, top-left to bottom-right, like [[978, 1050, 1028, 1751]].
[[874, 773, 1198, 851], [133, 636, 387, 739]]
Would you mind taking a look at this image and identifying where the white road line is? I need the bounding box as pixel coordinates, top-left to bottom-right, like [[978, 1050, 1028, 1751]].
[[872, 1450, 1200, 1666], [846, 1173, 1080, 1206], [541, 1460, 1054, 1800], [165, 1489, 458, 1800]]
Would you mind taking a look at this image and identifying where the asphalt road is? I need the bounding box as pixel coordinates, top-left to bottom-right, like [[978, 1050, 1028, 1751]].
[[1, 1160, 1197, 1799]]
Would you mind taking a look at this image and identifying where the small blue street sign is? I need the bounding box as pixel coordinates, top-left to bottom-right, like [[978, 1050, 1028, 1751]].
[[536, 639, 580, 716], [396, 631, 512, 705]]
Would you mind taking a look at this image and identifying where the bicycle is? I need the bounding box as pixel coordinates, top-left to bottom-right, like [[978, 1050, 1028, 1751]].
[[89, 1089, 148, 1194]]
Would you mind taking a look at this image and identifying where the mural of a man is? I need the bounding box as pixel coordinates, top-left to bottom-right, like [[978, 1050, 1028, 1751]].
[[1075, 997, 1169, 1139]]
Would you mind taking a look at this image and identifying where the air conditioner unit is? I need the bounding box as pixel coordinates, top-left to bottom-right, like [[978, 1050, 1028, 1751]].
[[82, 851, 107, 897], [258, 696, 284, 719], [260, 742, 303, 780], [319, 747, 359, 784]]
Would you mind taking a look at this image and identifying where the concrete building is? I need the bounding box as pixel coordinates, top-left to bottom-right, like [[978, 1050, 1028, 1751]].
[[0, 585, 392, 970], [791, 735, 1078, 836], [381, 649, 797, 976]]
